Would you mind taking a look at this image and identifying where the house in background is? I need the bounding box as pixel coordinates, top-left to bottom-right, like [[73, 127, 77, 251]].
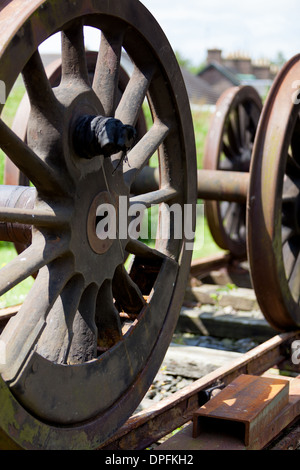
[[180, 67, 219, 106], [198, 48, 278, 101], [196, 60, 240, 99]]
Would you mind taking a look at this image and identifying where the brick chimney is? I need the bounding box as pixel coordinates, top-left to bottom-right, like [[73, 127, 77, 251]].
[[207, 49, 223, 65], [225, 52, 252, 75]]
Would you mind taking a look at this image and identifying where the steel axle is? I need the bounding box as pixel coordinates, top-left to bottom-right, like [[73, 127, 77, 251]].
[[0, 168, 249, 246], [132, 167, 249, 203]]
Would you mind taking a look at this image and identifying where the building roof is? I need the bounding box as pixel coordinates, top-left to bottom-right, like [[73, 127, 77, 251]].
[[197, 61, 241, 86], [180, 67, 220, 105]]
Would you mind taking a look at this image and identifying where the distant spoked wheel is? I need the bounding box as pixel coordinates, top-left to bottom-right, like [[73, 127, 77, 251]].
[[248, 54, 300, 331], [203, 86, 262, 257], [0, 0, 196, 449]]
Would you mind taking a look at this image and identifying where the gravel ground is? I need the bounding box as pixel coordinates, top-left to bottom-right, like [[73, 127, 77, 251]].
[[135, 332, 261, 413]]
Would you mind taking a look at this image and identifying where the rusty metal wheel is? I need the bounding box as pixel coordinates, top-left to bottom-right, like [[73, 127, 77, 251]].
[[203, 86, 262, 257], [0, 0, 196, 450], [247, 54, 300, 331]]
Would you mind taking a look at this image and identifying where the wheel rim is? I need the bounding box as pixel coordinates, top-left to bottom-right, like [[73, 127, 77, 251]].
[[247, 54, 300, 331], [203, 86, 262, 257], [0, 0, 197, 449]]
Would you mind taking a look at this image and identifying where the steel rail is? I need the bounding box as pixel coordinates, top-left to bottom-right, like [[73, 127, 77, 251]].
[[99, 331, 300, 450]]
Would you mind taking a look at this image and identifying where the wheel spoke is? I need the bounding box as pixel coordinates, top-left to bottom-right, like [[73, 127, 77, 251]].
[[291, 115, 300, 164], [288, 249, 300, 301], [67, 283, 99, 364], [36, 275, 85, 364], [115, 64, 154, 126], [61, 20, 89, 84], [226, 116, 240, 155], [248, 101, 261, 129], [130, 187, 178, 209], [220, 201, 230, 220], [230, 111, 242, 148], [0, 120, 64, 194], [239, 220, 246, 240], [223, 202, 239, 237], [281, 226, 295, 245], [0, 256, 74, 381], [219, 156, 235, 170], [282, 174, 300, 201], [222, 141, 237, 162], [237, 104, 248, 148], [123, 120, 170, 187], [244, 129, 252, 148], [223, 201, 234, 225], [95, 279, 123, 351], [282, 239, 298, 280], [93, 30, 124, 116], [22, 50, 60, 117], [0, 236, 67, 297], [0, 205, 71, 227], [113, 264, 146, 314], [228, 204, 242, 238], [281, 175, 299, 230], [286, 153, 300, 182], [126, 237, 166, 259]]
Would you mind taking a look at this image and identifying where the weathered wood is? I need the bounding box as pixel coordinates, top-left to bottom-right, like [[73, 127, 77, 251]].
[[162, 343, 242, 379], [185, 284, 259, 311], [177, 306, 277, 341]]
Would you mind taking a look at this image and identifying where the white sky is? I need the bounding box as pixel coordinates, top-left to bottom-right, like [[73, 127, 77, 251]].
[[39, 0, 300, 66], [141, 0, 300, 65]]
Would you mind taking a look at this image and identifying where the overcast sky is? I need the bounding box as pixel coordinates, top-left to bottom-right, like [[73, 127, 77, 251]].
[[141, 0, 299, 65], [40, 0, 300, 66]]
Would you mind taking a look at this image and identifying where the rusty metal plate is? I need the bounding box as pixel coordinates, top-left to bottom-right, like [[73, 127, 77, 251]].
[[193, 374, 289, 446]]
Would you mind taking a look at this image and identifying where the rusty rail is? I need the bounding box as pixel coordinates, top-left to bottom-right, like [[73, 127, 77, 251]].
[[99, 331, 300, 450], [0, 253, 299, 450]]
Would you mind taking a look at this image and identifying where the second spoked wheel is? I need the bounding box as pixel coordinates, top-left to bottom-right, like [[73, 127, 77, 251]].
[[203, 86, 262, 258], [0, 0, 196, 449], [248, 54, 300, 331]]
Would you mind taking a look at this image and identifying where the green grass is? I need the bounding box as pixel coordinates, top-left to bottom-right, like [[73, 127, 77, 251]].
[[0, 88, 222, 308], [0, 242, 34, 309], [141, 103, 222, 258], [0, 81, 33, 308], [192, 108, 212, 169]]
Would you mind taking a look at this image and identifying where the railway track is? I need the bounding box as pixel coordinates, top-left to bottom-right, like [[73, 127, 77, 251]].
[[97, 254, 300, 451], [1, 253, 299, 451]]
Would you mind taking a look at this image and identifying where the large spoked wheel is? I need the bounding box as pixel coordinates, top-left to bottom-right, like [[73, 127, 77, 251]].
[[248, 54, 300, 331], [3, 51, 147, 256], [203, 86, 262, 257], [0, 0, 196, 449]]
